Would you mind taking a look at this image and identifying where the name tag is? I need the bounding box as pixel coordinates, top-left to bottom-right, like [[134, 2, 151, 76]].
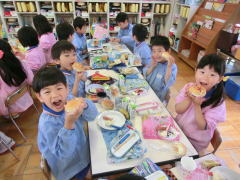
[[156, 73, 162, 79]]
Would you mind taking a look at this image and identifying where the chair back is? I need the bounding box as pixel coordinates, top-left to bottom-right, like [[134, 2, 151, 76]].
[[211, 128, 222, 154], [5, 82, 29, 107]]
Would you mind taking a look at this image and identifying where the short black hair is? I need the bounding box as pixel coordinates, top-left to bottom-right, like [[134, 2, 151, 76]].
[[116, 12, 128, 23], [17, 26, 39, 47], [32, 66, 67, 93], [33, 14, 53, 36], [132, 24, 148, 42], [150, 35, 170, 51], [56, 22, 74, 40], [115, 174, 146, 180], [73, 17, 86, 30], [51, 40, 76, 60]]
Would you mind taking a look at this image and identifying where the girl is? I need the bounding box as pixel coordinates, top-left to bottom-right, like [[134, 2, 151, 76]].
[[33, 14, 57, 63], [175, 54, 226, 155], [17, 26, 47, 72], [0, 39, 34, 116]]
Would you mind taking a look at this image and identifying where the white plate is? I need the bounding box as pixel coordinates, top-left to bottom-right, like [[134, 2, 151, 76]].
[[97, 110, 126, 130], [85, 84, 104, 95], [209, 166, 240, 180]]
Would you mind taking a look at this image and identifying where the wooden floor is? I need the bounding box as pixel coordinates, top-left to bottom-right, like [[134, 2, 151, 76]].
[[0, 52, 240, 180]]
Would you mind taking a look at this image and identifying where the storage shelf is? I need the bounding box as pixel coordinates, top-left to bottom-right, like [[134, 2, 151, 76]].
[[176, 3, 190, 7], [178, 53, 196, 68], [3, 16, 18, 18]]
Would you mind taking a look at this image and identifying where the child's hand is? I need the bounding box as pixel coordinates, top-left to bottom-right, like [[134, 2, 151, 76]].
[[186, 86, 203, 105], [151, 59, 158, 68], [65, 98, 86, 129], [15, 51, 26, 60], [165, 55, 175, 67], [75, 71, 85, 82]]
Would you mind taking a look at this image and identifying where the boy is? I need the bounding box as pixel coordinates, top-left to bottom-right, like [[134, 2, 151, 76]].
[[72, 17, 88, 63], [56, 22, 74, 41], [32, 66, 98, 180], [111, 12, 135, 52], [132, 24, 151, 72], [143, 36, 177, 105], [51, 40, 86, 97]]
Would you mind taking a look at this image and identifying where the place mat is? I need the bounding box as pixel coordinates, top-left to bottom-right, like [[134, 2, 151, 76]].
[[100, 121, 146, 163]]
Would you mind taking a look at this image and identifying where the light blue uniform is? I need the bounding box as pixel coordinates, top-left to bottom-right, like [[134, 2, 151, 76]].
[[117, 24, 135, 52], [72, 32, 88, 63], [134, 41, 152, 73], [38, 99, 98, 180], [143, 62, 177, 102], [62, 70, 85, 97]]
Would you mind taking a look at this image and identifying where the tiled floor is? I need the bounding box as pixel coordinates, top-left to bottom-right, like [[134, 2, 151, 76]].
[[0, 52, 240, 179]]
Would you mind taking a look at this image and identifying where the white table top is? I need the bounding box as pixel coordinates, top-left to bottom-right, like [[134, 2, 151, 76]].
[[86, 41, 198, 177], [86, 68, 198, 177]]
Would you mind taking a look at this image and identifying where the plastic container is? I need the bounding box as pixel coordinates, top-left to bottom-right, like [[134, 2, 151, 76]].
[[224, 72, 240, 101]]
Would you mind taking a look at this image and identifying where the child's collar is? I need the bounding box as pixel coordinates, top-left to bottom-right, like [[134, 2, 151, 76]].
[[77, 33, 84, 37], [61, 69, 72, 75], [28, 46, 38, 51], [204, 86, 217, 99], [42, 104, 64, 116]]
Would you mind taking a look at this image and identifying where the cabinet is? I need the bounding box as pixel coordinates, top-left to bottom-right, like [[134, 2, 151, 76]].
[[178, 0, 240, 68], [0, 0, 174, 40]]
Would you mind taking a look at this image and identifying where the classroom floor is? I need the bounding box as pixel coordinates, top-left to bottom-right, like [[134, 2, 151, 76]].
[[0, 52, 240, 180]]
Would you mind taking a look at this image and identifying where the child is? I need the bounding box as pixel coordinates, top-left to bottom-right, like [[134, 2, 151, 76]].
[[0, 39, 33, 116], [32, 66, 98, 180], [33, 15, 57, 63], [175, 54, 226, 154], [111, 12, 135, 52], [51, 40, 86, 97], [17, 26, 47, 72], [56, 22, 74, 42], [143, 36, 177, 104], [72, 17, 88, 63], [132, 24, 151, 72]]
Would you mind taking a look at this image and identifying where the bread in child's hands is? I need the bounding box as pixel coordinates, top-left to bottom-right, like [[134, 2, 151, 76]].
[[189, 85, 206, 97], [201, 160, 221, 169], [72, 62, 85, 72], [65, 98, 84, 113], [161, 52, 171, 60]]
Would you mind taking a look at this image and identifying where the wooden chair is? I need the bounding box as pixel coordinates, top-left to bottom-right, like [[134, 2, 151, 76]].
[[5, 82, 39, 141], [211, 128, 222, 154]]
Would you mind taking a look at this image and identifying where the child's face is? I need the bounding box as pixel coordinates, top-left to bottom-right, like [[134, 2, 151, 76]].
[[195, 65, 223, 91], [58, 50, 77, 71], [76, 25, 87, 34], [152, 46, 167, 63], [36, 83, 68, 112], [118, 20, 128, 29]]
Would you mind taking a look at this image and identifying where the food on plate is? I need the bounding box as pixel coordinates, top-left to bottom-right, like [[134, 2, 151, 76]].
[[93, 39, 99, 47], [65, 98, 83, 113], [201, 160, 221, 169], [72, 62, 85, 72], [91, 73, 110, 81], [101, 55, 108, 61], [103, 116, 113, 126], [101, 99, 114, 110], [110, 86, 119, 97], [119, 108, 130, 120], [161, 52, 171, 60], [134, 58, 141, 66], [120, 67, 137, 75], [120, 54, 128, 61], [189, 85, 206, 97], [88, 87, 104, 94], [173, 142, 186, 157]]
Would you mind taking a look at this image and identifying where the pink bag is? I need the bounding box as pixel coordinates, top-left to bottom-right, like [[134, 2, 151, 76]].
[[142, 116, 180, 141]]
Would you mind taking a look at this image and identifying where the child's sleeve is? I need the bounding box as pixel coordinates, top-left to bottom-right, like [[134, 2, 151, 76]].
[[139, 47, 151, 66], [80, 99, 98, 121], [176, 83, 193, 104], [164, 64, 177, 89], [204, 101, 226, 132], [72, 37, 84, 61], [39, 118, 78, 158]]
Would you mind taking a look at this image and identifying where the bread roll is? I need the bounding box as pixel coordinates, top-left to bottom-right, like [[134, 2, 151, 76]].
[[72, 62, 85, 72], [65, 98, 83, 113], [189, 85, 206, 97]]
